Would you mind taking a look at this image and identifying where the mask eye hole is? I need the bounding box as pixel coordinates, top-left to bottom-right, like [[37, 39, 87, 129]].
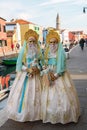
[[29, 40, 35, 43], [50, 42, 56, 44]]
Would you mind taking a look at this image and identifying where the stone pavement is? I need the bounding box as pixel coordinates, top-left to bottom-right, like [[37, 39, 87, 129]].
[[67, 44, 87, 74], [0, 49, 19, 59], [0, 79, 87, 130], [0, 44, 87, 130]]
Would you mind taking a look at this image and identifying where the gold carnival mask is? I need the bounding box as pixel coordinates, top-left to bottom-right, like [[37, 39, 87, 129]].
[[46, 30, 60, 44], [24, 29, 39, 44]]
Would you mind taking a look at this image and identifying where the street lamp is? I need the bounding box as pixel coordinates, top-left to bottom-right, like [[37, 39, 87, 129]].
[[83, 7, 87, 13]]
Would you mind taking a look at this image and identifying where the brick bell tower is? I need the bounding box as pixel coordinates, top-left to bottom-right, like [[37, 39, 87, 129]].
[[56, 13, 60, 31]]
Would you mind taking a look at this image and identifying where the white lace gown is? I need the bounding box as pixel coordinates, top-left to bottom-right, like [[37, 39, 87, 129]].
[[6, 54, 42, 122], [41, 54, 80, 124]]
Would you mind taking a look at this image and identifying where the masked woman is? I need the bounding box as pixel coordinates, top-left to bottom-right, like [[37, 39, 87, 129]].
[[41, 30, 80, 124], [0, 29, 42, 126]]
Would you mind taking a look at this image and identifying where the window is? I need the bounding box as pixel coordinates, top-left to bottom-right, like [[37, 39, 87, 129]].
[[37, 27, 39, 30], [5, 40, 7, 46], [34, 26, 39, 31], [0, 40, 2, 47], [34, 27, 36, 30], [0, 24, 1, 31], [2, 40, 7, 46], [3, 25, 6, 32]]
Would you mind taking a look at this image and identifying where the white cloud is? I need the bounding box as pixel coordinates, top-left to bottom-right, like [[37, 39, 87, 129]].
[[39, 0, 71, 6], [0, 0, 87, 31], [71, 0, 87, 5]]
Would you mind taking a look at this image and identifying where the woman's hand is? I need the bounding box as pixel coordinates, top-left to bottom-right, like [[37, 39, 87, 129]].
[[48, 72, 58, 81], [42, 65, 47, 70], [26, 67, 40, 77], [26, 68, 33, 73], [32, 66, 40, 74]]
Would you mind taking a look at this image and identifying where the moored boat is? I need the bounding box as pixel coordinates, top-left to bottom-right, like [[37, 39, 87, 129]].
[[0, 88, 10, 101], [0, 74, 15, 101], [2, 57, 17, 65]]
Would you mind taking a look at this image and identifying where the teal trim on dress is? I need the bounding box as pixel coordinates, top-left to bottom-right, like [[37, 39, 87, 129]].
[[16, 41, 27, 72], [46, 43, 66, 75], [56, 43, 66, 74], [48, 58, 56, 65], [18, 76, 28, 113], [27, 55, 36, 68]]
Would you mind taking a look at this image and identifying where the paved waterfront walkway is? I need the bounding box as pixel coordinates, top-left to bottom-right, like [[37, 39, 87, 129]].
[[71, 74, 87, 80], [0, 44, 87, 130], [0, 47, 19, 59]]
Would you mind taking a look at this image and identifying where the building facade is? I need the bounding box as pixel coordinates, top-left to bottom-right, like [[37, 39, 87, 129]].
[[6, 19, 43, 47], [0, 17, 7, 47]]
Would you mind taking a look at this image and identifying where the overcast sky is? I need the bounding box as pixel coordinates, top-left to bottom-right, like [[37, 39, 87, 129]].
[[0, 0, 87, 32]]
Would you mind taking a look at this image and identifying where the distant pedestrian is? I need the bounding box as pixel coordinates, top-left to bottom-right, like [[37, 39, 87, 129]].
[[64, 45, 69, 59], [79, 38, 85, 51], [85, 38, 87, 47], [11, 43, 14, 51], [16, 43, 20, 50], [64, 44, 69, 52]]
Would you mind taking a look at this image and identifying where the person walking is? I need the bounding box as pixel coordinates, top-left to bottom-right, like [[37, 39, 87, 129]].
[[16, 43, 20, 50], [11, 43, 14, 51], [79, 38, 85, 51], [85, 38, 87, 47]]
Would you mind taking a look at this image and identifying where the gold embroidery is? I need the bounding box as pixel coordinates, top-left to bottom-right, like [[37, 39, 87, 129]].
[[46, 30, 60, 44], [24, 29, 39, 44]]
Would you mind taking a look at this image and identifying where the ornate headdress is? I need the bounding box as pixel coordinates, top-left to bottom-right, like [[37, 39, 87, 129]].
[[24, 29, 39, 44], [46, 30, 60, 44]]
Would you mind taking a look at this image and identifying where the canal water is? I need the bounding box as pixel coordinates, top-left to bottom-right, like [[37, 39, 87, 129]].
[[0, 65, 16, 76]]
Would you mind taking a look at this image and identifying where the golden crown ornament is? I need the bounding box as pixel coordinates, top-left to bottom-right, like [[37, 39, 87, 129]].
[[24, 29, 39, 44], [46, 30, 60, 44]]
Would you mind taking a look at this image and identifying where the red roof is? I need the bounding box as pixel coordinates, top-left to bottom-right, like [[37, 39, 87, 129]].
[[0, 17, 6, 21], [6, 19, 34, 25], [15, 19, 33, 24]]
